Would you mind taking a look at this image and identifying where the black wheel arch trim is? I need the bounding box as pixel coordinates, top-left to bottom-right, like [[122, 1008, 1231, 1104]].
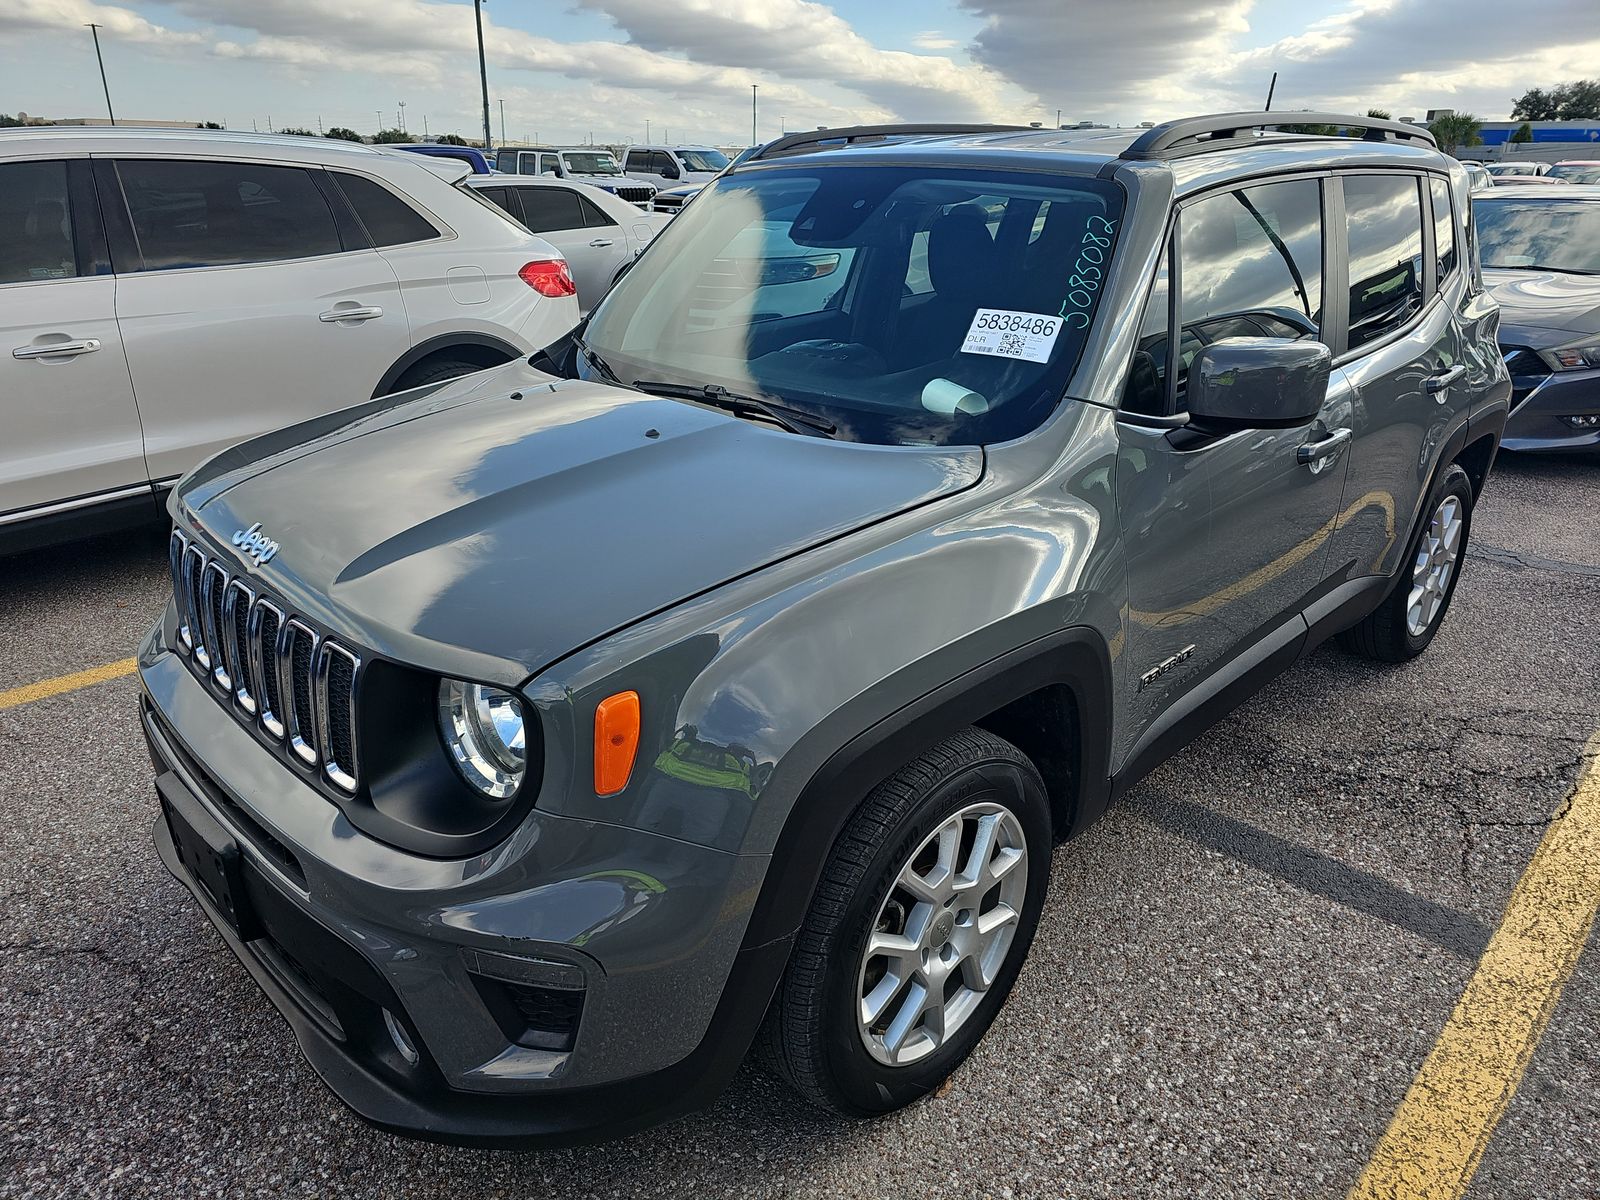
[[372, 332, 524, 398], [737, 623, 1114, 955]]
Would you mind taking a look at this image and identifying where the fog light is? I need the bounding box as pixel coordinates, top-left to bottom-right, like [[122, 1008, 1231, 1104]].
[[383, 1008, 420, 1065], [1561, 414, 1600, 429]]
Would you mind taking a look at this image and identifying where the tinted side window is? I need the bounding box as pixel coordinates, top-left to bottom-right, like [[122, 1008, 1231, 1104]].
[[517, 153, 539, 176], [118, 160, 341, 270], [518, 188, 585, 233], [333, 173, 440, 246], [1430, 176, 1457, 282], [578, 195, 618, 228], [1344, 175, 1424, 351], [0, 161, 76, 285], [1122, 238, 1172, 415], [477, 187, 521, 222], [1177, 177, 1324, 393], [625, 151, 649, 172]]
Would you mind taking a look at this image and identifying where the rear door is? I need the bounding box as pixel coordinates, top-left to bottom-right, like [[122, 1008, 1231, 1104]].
[[104, 157, 411, 484], [0, 158, 146, 519], [1324, 172, 1464, 578]]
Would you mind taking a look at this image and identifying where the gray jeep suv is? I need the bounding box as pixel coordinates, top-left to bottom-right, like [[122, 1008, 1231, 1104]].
[[140, 114, 1511, 1147]]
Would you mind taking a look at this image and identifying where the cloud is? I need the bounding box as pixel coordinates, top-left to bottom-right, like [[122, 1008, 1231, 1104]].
[[0, 0, 203, 47], [912, 31, 961, 51], [575, 0, 1026, 122]]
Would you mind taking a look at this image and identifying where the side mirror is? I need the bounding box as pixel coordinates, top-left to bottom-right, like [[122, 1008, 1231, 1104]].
[[1187, 337, 1331, 430], [661, 163, 680, 180]]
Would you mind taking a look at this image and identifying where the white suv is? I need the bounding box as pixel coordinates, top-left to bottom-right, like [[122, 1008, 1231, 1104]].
[[0, 128, 579, 552]]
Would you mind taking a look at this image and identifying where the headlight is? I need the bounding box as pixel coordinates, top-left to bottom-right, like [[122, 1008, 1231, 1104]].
[[437, 679, 526, 798], [1540, 343, 1600, 372]]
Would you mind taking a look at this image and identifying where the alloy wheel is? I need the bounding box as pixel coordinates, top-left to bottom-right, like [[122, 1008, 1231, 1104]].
[[855, 801, 1029, 1067], [1407, 494, 1464, 637]]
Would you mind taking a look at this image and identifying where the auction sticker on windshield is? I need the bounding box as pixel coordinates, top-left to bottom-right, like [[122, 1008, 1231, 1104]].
[[961, 309, 1063, 364]]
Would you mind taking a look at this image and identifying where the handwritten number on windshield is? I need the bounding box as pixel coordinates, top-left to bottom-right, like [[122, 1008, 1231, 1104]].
[[1059, 216, 1118, 329]]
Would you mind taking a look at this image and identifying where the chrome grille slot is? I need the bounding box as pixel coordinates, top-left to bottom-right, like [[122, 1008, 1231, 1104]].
[[182, 545, 210, 672], [317, 643, 360, 793], [251, 600, 286, 738], [164, 529, 364, 794], [169, 532, 192, 653], [225, 579, 256, 715], [203, 562, 232, 692], [282, 619, 320, 767]]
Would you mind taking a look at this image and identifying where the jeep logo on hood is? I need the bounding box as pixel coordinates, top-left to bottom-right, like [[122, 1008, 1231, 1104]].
[[231, 522, 280, 567]]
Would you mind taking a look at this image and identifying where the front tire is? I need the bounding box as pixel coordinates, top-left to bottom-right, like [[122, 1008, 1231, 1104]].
[[760, 727, 1051, 1116], [1338, 463, 1475, 662]]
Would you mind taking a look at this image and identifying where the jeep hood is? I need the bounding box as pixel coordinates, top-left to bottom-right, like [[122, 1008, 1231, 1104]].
[[181, 364, 983, 680], [1484, 267, 1600, 338]]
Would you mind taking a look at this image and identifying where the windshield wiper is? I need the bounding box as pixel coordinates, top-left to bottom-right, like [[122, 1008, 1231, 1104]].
[[574, 337, 629, 388], [631, 381, 837, 438]]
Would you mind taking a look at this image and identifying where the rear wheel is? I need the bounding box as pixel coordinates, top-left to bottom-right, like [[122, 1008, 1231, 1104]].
[[1338, 463, 1474, 662], [760, 727, 1051, 1116], [389, 357, 489, 393]]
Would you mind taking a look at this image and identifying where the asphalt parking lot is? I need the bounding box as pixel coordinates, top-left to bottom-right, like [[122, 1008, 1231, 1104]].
[[1, 452, 1596, 1200]]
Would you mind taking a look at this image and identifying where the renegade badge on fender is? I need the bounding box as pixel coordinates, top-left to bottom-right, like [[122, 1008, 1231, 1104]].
[[141, 114, 1510, 1147]]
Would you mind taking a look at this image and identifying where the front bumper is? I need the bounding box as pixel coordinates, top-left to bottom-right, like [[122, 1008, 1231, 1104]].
[[141, 638, 788, 1147], [1502, 362, 1600, 453]]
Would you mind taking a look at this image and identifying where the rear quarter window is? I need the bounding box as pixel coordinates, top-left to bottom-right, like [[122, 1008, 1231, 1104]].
[[332, 172, 441, 246]]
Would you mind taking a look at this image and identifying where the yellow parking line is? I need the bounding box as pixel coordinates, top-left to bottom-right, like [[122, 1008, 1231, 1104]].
[[0, 657, 139, 711], [1348, 731, 1600, 1200]]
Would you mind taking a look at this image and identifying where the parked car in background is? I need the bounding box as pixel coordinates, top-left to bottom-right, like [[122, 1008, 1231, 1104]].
[[1485, 161, 1550, 179], [391, 142, 494, 174], [467, 176, 668, 311], [624, 144, 731, 187], [496, 146, 656, 208], [143, 115, 1509, 1148], [0, 128, 578, 552], [1476, 184, 1600, 452], [1461, 161, 1494, 192], [1547, 161, 1600, 185], [649, 145, 762, 215], [1492, 173, 1568, 186]]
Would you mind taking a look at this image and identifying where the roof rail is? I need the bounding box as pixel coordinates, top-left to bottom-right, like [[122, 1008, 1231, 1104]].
[[1120, 111, 1437, 161], [745, 123, 1032, 162]]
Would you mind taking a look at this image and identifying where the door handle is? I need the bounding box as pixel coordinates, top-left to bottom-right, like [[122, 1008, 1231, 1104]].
[[1425, 364, 1467, 396], [587, 238, 615, 248], [318, 306, 384, 323], [13, 338, 101, 360], [1297, 427, 1352, 466]]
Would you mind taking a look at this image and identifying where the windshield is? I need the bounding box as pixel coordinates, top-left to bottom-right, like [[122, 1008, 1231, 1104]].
[[1547, 164, 1600, 184], [1487, 163, 1540, 176], [582, 164, 1126, 445], [1474, 198, 1600, 273], [679, 149, 731, 172], [563, 152, 622, 176]]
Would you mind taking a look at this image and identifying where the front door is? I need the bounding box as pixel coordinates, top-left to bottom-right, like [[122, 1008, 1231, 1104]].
[[104, 157, 411, 483], [0, 158, 145, 519]]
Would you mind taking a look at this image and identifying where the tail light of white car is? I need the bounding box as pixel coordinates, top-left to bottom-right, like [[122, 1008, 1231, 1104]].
[[519, 259, 578, 297]]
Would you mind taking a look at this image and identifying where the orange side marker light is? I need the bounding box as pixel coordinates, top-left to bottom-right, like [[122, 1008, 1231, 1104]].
[[594, 691, 641, 796]]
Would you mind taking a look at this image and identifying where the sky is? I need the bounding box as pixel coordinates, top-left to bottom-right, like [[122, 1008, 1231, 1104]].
[[2, 0, 1597, 147]]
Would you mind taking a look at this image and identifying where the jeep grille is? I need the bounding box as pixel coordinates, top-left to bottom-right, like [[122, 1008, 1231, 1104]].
[[168, 530, 362, 794]]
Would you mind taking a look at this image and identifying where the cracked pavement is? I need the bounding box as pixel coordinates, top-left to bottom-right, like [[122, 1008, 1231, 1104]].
[[1, 452, 1597, 1200]]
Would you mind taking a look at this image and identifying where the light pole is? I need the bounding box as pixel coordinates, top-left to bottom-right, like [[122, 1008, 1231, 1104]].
[[751, 84, 758, 146], [474, 0, 493, 154], [398, 100, 406, 132], [85, 24, 115, 125], [376, 110, 384, 134], [498, 98, 507, 146], [645, 118, 651, 142]]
